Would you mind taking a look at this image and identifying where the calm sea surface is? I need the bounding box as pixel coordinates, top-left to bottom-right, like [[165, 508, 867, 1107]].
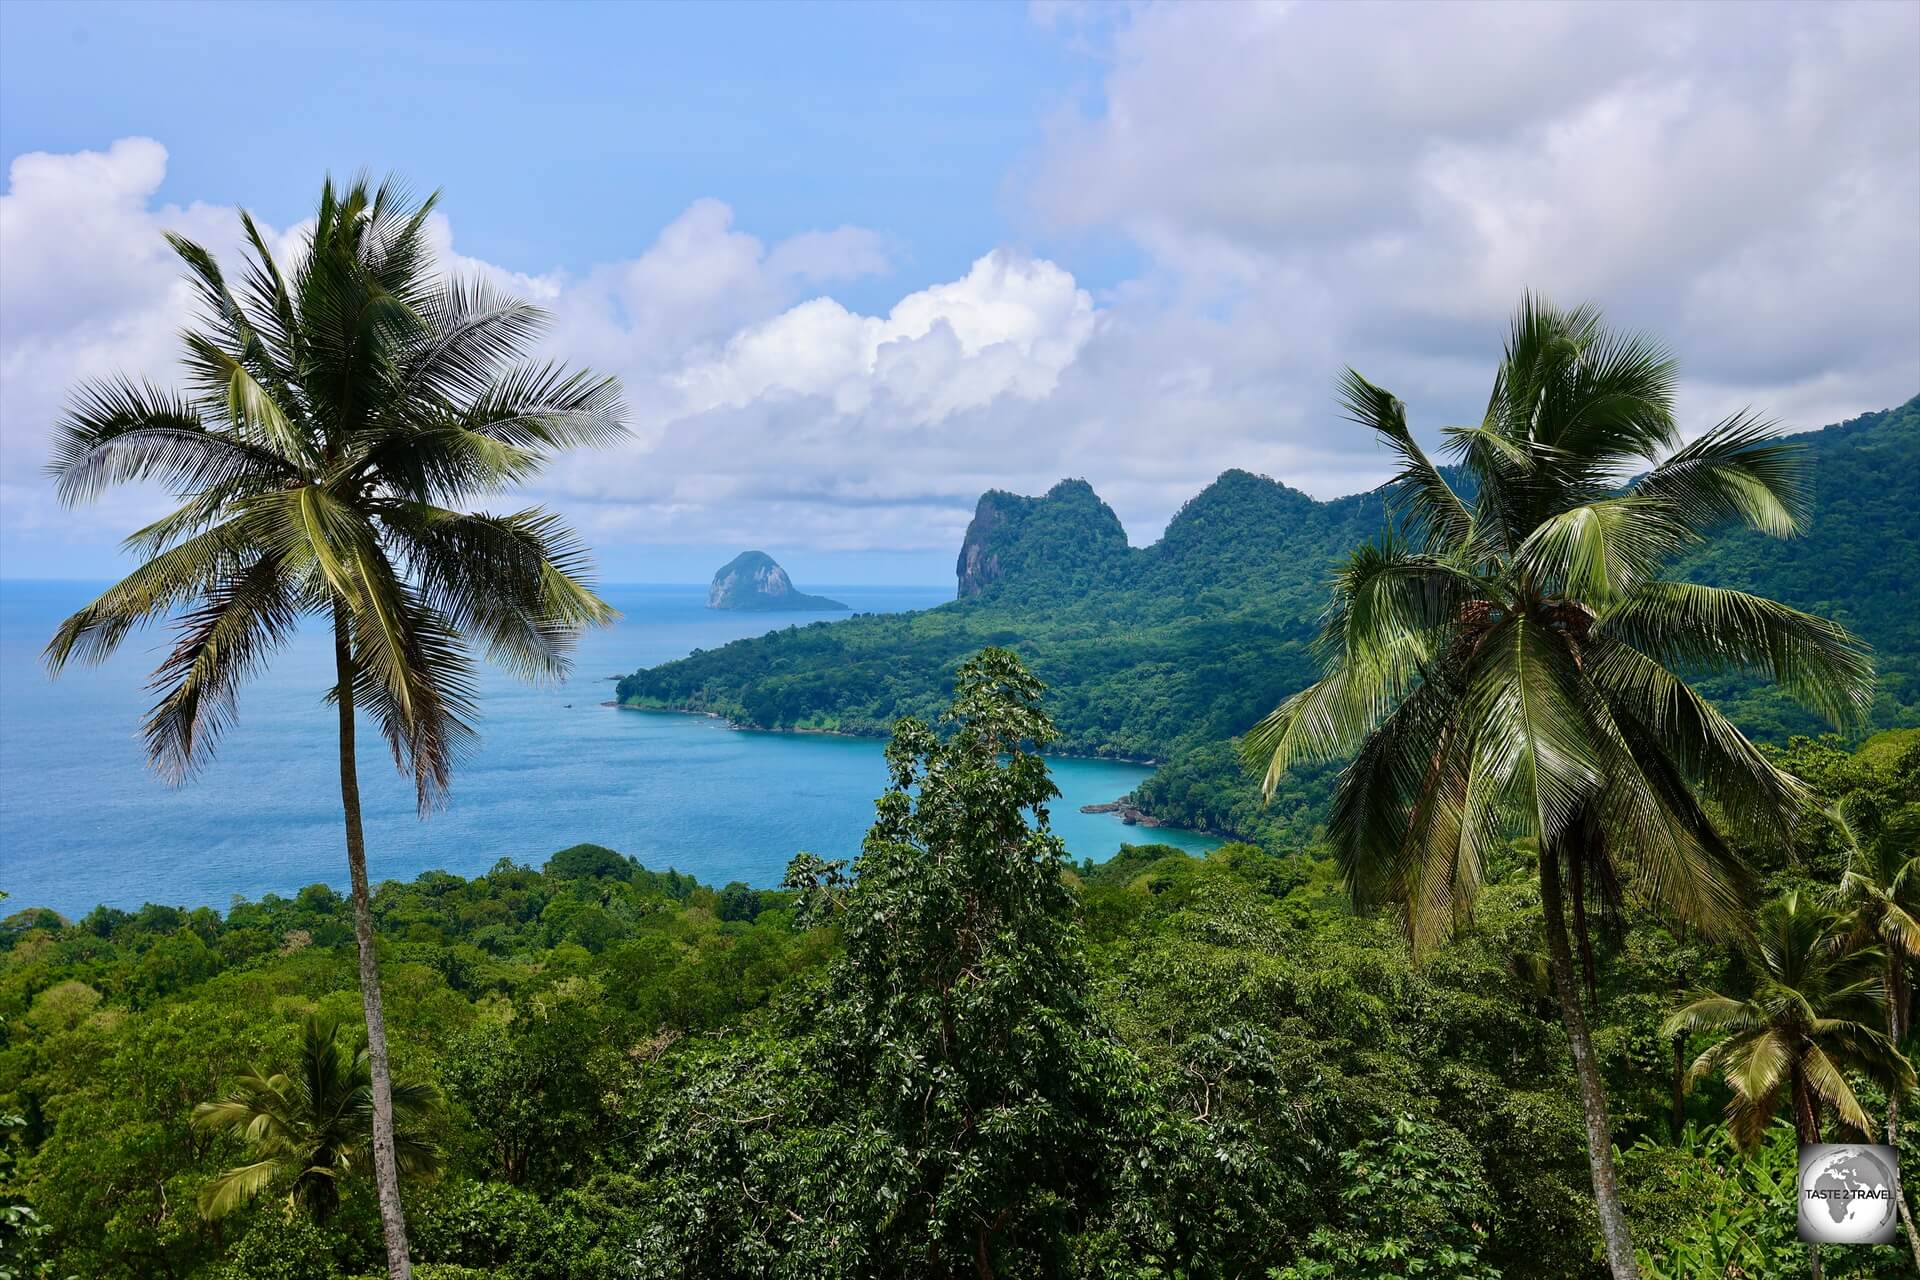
[[0, 580, 1217, 918]]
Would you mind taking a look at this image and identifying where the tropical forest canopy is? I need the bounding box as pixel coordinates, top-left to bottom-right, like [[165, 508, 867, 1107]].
[[5, 666, 1916, 1279]]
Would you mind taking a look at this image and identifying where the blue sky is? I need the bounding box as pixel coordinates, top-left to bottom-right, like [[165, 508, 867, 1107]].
[[2, 1, 1915, 586], [0, 0, 1127, 308]]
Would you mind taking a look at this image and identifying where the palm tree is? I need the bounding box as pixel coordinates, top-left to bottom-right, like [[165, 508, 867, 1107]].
[[1833, 794, 1920, 1099], [194, 1013, 442, 1221], [43, 177, 626, 1278], [1665, 892, 1910, 1149], [1830, 792, 1920, 1267], [1243, 295, 1874, 1280], [1665, 892, 1914, 1279]]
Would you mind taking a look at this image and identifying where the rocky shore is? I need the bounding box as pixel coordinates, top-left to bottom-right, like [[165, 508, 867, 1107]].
[[1079, 797, 1164, 827]]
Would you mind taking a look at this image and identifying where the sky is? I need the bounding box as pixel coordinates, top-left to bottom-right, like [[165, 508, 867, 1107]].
[[1, 0, 1915, 587]]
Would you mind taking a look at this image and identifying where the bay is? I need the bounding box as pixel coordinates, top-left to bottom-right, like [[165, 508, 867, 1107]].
[[0, 579, 1218, 918]]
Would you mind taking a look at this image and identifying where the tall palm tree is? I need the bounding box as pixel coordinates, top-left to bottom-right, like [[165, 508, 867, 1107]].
[[43, 177, 626, 1278], [1833, 793, 1920, 1098], [1243, 295, 1874, 1280], [193, 1013, 442, 1222], [1830, 791, 1920, 1267], [1665, 892, 1914, 1279]]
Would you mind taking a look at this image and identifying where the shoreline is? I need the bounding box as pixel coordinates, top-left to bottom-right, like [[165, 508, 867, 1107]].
[[604, 701, 1168, 766], [602, 701, 1236, 841]]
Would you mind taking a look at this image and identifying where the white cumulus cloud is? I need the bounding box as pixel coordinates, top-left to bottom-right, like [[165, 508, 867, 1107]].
[[1030, 0, 1919, 439], [671, 251, 1095, 423]]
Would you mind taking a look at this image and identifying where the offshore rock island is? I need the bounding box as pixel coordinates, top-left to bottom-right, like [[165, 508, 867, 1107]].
[[706, 551, 849, 612]]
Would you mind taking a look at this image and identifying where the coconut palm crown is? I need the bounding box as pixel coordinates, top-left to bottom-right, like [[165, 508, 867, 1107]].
[[1832, 786, 1920, 1050], [1663, 891, 1912, 1151], [1246, 295, 1873, 955], [193, 1013, 441, 1221], [43, 177, 626, 797]]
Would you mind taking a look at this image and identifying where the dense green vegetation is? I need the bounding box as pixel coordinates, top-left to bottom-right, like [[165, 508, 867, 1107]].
[[3, 658, 1916, 1277], [618, 398, 1918, 840]]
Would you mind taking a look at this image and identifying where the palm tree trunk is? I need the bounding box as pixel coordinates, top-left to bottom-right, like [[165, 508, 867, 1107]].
[[1670, 1033, 1686, 1140], [1569, 847, 1598, 1006], [1884, 956, 1920, 1273], [1793, 1067, 1821, 1280], [1539, 843, 1639, 1280], [1897, 1193, 1920, 1279], [333, 612, 414, 1280], [1792, 1065, 1820, 1146]]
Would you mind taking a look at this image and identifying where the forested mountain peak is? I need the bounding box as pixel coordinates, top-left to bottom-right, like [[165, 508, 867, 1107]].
[[955, 478, 1129, 599], [954, 462, 1384, 610], [1165, 467, 1326, 524], [947, 393, 1917, 614]]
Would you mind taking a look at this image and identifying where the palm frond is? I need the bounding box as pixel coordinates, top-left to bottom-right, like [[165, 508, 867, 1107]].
[[1397, 713, 1513, 956], [1721, 1029, 1791, 1114], [458, 361, 629, 453], [1587, 639, 1806, 846], [387, 1080, 442, 1119], [1324, 664, 1469, 918], [1242, 651, 1421, 799], [1662, 994, 1763, 1038], [45, 379, 292, 504], [1800, 1043, 1875, 1133], [1460, 614, 1601, 845], [346, 422, 540, 501], [142, 555, 301, 782], [385, 504, 611, 681], [391, 1131, 443, 1180], [339, 546, 480, 810], [396, 276, 551, 404], [1596, 581, 1874, 729], [44, 515, 276, 671], [1547, 321, 1679, 474], [1509, 497, 1690, 606], [178, 331, 311, 465], [1317, 535, 1483, 663], [1588, 698, 1755, 938], [1338, 368, 1471, 553], [1632, 410, 1810, 539], [235, 209, 301, 372], [197, 1158, 284, 1220]]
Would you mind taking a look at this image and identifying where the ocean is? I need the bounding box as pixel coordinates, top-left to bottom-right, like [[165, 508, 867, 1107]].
[[0, 580, 1218, 918]]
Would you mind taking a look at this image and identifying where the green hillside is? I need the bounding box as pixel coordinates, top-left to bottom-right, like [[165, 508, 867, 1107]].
[[1668, 400, 1919, 735], [618, 397, 1919, 839], [617, 472, 1387, 761]]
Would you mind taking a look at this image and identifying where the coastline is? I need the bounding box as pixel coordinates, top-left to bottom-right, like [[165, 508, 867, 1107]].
[[604, 700, 1167, 765], [602, 701, 1236, 841]]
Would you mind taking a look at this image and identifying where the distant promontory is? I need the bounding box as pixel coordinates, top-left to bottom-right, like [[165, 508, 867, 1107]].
[[707, 551, 848, 612]]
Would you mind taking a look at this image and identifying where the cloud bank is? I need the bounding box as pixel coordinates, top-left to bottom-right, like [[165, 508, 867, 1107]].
[[2, 1, 1914, 578]]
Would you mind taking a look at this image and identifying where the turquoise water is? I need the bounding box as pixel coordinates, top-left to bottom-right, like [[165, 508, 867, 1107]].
[[0, 580, 1217, 917]]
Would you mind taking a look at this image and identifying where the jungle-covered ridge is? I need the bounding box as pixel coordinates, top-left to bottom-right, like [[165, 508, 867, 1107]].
[[617, 396, 1920, 844]]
